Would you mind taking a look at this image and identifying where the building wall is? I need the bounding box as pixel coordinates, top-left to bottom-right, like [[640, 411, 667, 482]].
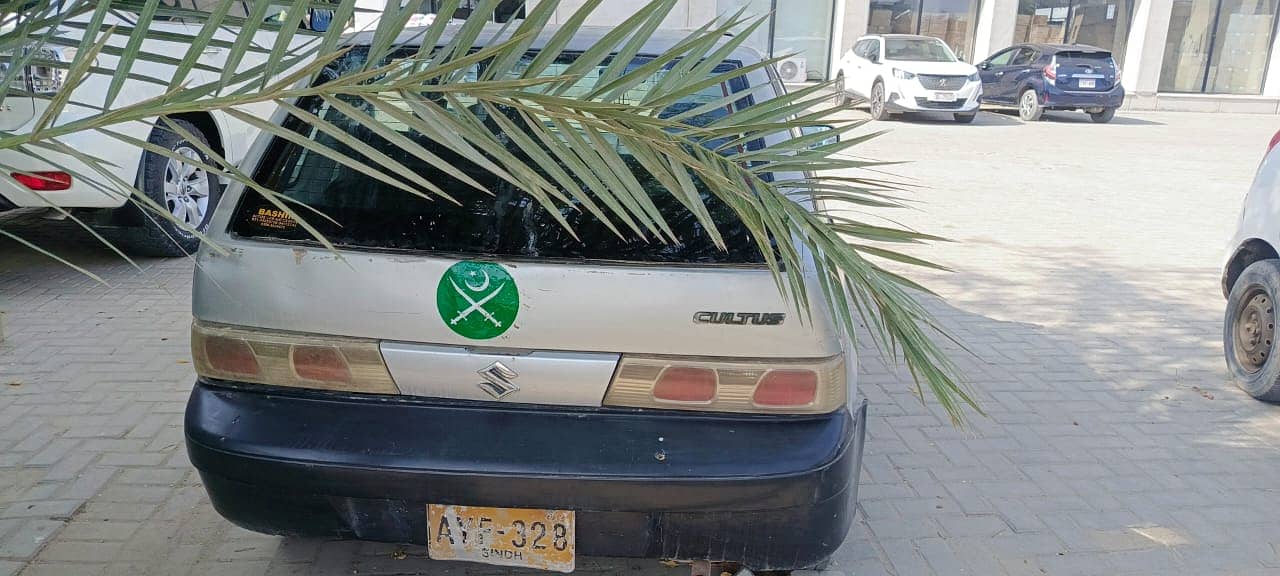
[[363, 0, 1280, 109]]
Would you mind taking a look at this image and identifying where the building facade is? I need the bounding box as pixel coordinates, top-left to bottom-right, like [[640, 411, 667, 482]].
[[393, 0, 1280, 112]]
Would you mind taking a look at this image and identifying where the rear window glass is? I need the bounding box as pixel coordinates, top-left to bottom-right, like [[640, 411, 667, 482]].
[[1057, 51, 1113, 63], [231, 48, 768, 265]]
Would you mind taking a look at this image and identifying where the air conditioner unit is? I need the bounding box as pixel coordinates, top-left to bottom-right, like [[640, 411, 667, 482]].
[[778, 56, 808, 83]]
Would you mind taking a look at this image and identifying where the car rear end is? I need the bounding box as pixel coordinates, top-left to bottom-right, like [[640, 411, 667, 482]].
[[185, 38, 865, 573], [1040, 48, 1124, 111]]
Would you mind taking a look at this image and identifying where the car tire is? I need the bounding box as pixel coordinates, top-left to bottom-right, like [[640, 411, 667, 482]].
[[1018, 88, 1043, 122], [869, 80, 890, 121], [123, 118, 221, 258], [1089, 108, 1116, 123], [953, 112, 977, 123], [1225, 259, 1280, 401]]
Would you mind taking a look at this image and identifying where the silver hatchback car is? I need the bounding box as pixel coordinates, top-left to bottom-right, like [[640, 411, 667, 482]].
[[185, 25, 867, 574]]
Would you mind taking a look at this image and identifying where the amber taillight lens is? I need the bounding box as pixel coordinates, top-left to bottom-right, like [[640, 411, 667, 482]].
[[191, 321, 398, 394], [604, 354, 845, 414]]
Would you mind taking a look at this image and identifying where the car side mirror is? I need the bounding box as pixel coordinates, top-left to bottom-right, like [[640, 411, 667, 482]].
[[800, 125, 838, 148], [978, 61, 991, 70], [869, 54, 880, 64]]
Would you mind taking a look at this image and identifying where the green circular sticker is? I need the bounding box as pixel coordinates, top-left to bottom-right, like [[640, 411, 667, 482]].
[[437, 261, 519, 339]]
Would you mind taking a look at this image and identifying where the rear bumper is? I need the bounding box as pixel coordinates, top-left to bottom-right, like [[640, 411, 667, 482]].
[[1043, 85, 1125, 110], [185, 382, 867, 570]]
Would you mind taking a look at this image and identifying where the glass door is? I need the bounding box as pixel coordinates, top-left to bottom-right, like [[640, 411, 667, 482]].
[[867, 0, 982, 60], [1160, 0, 1279, 93], [1015, 0, 1134, 64]]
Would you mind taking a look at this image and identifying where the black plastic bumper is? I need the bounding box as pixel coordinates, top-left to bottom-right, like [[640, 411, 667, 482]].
[[185, 381, 867, 570]]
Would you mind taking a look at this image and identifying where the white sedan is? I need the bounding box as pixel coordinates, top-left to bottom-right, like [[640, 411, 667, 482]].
[[837, 34, 982, 123]]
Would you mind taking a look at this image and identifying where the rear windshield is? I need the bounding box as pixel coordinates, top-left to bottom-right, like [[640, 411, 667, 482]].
[[231, 48, 768, 265], [884, 37, 956, 62], [1057, 51, 1113, 64]]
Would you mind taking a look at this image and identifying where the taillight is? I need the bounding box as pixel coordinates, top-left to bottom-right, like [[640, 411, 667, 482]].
[[1268, 129, 1280, 155], [203, 335, 260, 376], [12, 171, 71, 191], [603, 354, 845, 414], [753, 370, 819, 408], [1043, 63, 1057, 83], [191, 321, 399, 394], [653, 367, 717, 404]]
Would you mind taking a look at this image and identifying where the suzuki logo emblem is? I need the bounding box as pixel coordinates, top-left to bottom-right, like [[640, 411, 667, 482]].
[[477, 361, 520, 400]]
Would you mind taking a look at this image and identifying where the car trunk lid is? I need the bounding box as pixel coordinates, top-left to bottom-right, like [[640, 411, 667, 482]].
[[1054, 50, 1117, 91]]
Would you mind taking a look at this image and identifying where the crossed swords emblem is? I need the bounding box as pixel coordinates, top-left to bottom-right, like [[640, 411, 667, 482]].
[[449, 270, 507, 327]]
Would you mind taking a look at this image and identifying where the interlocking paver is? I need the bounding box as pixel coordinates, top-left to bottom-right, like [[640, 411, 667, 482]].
[[3, 110, 1280, 575]]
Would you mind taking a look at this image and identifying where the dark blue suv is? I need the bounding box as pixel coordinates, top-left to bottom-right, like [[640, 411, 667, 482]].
[[977, 43, 1124, 123]]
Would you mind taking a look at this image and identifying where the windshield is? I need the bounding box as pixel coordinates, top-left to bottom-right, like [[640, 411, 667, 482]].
[[884, 37, 957, 63], [231, 48, 767, 265]]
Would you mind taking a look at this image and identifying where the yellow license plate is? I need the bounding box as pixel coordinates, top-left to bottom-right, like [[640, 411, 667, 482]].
[[427, 504, 575, 573]]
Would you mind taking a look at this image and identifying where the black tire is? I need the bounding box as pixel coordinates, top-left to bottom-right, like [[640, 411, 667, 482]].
[[1018, 88, 1043, 122], [869, 80, 890, 121], [1225, 260, 1280, 401], [121, 118, 221, 258], [1089, 108, 1116, 123], [953, 112, 977, 123]]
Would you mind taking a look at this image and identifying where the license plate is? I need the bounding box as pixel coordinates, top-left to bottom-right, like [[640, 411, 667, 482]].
[[427, 504, 575, 573], [929, 91, 957, 102], [1079, 79, 1096, 88]]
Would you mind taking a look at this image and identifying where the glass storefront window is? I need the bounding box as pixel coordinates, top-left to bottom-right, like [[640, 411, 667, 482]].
[[1014, 0, 1134, 64], [868, 0, 981, 60], [773, 0, 837, 79], [1160, 0, 1278, 94], [869, 0, 921, 36]]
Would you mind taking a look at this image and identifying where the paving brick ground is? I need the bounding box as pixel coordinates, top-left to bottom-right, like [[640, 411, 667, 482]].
[[2, 109, 1279, 575]]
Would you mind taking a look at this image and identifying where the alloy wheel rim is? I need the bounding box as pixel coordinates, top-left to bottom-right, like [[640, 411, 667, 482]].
[[1235, 288, 1275, 374], [1021, 92, 1035, 117], [163, 145, 211, 230], [872, 85, 883, 117]]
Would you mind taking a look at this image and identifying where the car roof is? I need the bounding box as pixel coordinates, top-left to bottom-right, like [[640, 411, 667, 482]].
[[344, 22, 762, 61], [1016, 43, 1111, 54]]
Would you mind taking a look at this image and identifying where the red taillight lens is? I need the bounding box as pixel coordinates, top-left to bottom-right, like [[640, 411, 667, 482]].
[[1268, 129, 1280, 154], [604, 355, 845, 414], [752, 370, 819, 408], [203, 336, 260, 376], [291, 345, 352, 383], [190, 321, 399, 394], [1042, 64, 1057, 81], [12, 171, 71, 191], [653, 367, 717, 403]]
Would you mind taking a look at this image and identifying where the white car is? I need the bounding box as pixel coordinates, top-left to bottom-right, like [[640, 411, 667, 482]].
[[0, 2, 328, 257], [837, 34, 982, 123], [1223, 130, 1280, 401]]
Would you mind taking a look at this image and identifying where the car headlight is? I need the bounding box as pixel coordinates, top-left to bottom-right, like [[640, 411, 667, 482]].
[[893, 68, 915, 80], [968, 72, 980, 82]]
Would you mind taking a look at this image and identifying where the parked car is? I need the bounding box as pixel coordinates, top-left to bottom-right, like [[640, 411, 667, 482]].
[[0, 2, 330, 257], [1223, 130, 1280, 401], [837, 34, 982, 123], [976, 43, 1124, 123], [185, 25, 867, 574]]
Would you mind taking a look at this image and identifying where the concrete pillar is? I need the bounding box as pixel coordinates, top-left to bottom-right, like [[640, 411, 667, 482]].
[[1263, 24, 1280, 96], [1120, 0, 1174, 102], [841, 0, 870, 55], [972, 0, 1018, 63], [828, 0, 847, 78]]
